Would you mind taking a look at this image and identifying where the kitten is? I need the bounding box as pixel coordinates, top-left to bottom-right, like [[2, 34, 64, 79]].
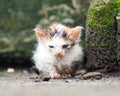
[[32, 23, 83, 79]]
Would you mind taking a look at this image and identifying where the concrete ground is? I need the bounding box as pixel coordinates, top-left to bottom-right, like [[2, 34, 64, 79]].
[[0, 72, 120, 96]]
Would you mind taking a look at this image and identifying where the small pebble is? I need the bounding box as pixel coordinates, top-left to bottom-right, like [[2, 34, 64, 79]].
[[83, 72, 102, 79], [34, 80, 41, 82], [74, 74, 83, 79], [65, 79, 72, 83], [7, 68, 15, 73], [15, 77, 18, 79], [94, 75, 102, 80], [42, 77, 50, 81]]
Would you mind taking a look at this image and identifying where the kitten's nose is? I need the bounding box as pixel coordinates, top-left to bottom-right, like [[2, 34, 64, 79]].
[[55, 52, 63, 57]]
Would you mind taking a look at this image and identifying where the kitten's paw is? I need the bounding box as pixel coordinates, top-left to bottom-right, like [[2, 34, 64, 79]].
[[50, 73, 61, 79], [68, 74, 72, 78], [61, 74, 72, 78]]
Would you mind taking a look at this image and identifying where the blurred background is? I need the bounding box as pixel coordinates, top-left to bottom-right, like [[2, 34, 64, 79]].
[[0, 0, 91, 71]]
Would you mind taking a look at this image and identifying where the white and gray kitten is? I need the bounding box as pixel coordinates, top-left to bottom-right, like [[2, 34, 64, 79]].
[[32, 23, 83, 79]]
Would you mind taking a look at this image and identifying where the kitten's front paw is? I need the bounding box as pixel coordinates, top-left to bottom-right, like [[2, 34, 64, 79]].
[[50, 73, 61, 79], [61, 74, 72, 78]]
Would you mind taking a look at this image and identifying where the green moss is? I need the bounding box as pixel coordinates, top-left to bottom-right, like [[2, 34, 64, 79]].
[[91, 42, 108, 47], [91, 43, 98, 47], [91, 43, 95, 47], [89, 19, 97, 28], [87, 0, 120, 31], [86, 0, 120, 50], [118, 39, 120, 43], [99, 5, 105, 10], [117, 53, 120, 57], [100, 42, 105, 47], [108, 44, 112, 47]]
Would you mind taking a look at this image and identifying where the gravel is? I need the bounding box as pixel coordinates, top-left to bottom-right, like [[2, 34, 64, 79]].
[[0, 71, 120, 96]]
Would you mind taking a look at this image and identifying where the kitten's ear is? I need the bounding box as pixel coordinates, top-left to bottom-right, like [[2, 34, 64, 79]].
[[69, 26, 83, 41], [72, 26, 83, 38], [34, 28, 45, 38]]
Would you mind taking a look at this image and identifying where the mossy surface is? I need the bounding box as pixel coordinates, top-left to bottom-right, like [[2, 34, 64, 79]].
[[87, 0, 120, 30], [86, 0, 120, 71], [87, 0, 120, 47]]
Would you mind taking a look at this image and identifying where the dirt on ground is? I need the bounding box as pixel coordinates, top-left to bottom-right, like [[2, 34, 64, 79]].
[[0, 70, 120, 96]]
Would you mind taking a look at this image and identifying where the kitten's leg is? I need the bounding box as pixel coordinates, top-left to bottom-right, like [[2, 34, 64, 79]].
[[49, 66, 61, 79], [61, 67, 72, 78]]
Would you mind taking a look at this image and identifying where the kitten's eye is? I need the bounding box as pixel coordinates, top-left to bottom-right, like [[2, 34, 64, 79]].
[[49, 45, 54, 48], [62, 44, 69, 48]]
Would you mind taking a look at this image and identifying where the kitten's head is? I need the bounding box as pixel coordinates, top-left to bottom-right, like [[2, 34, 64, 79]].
[[34, 23, 83, 58]]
